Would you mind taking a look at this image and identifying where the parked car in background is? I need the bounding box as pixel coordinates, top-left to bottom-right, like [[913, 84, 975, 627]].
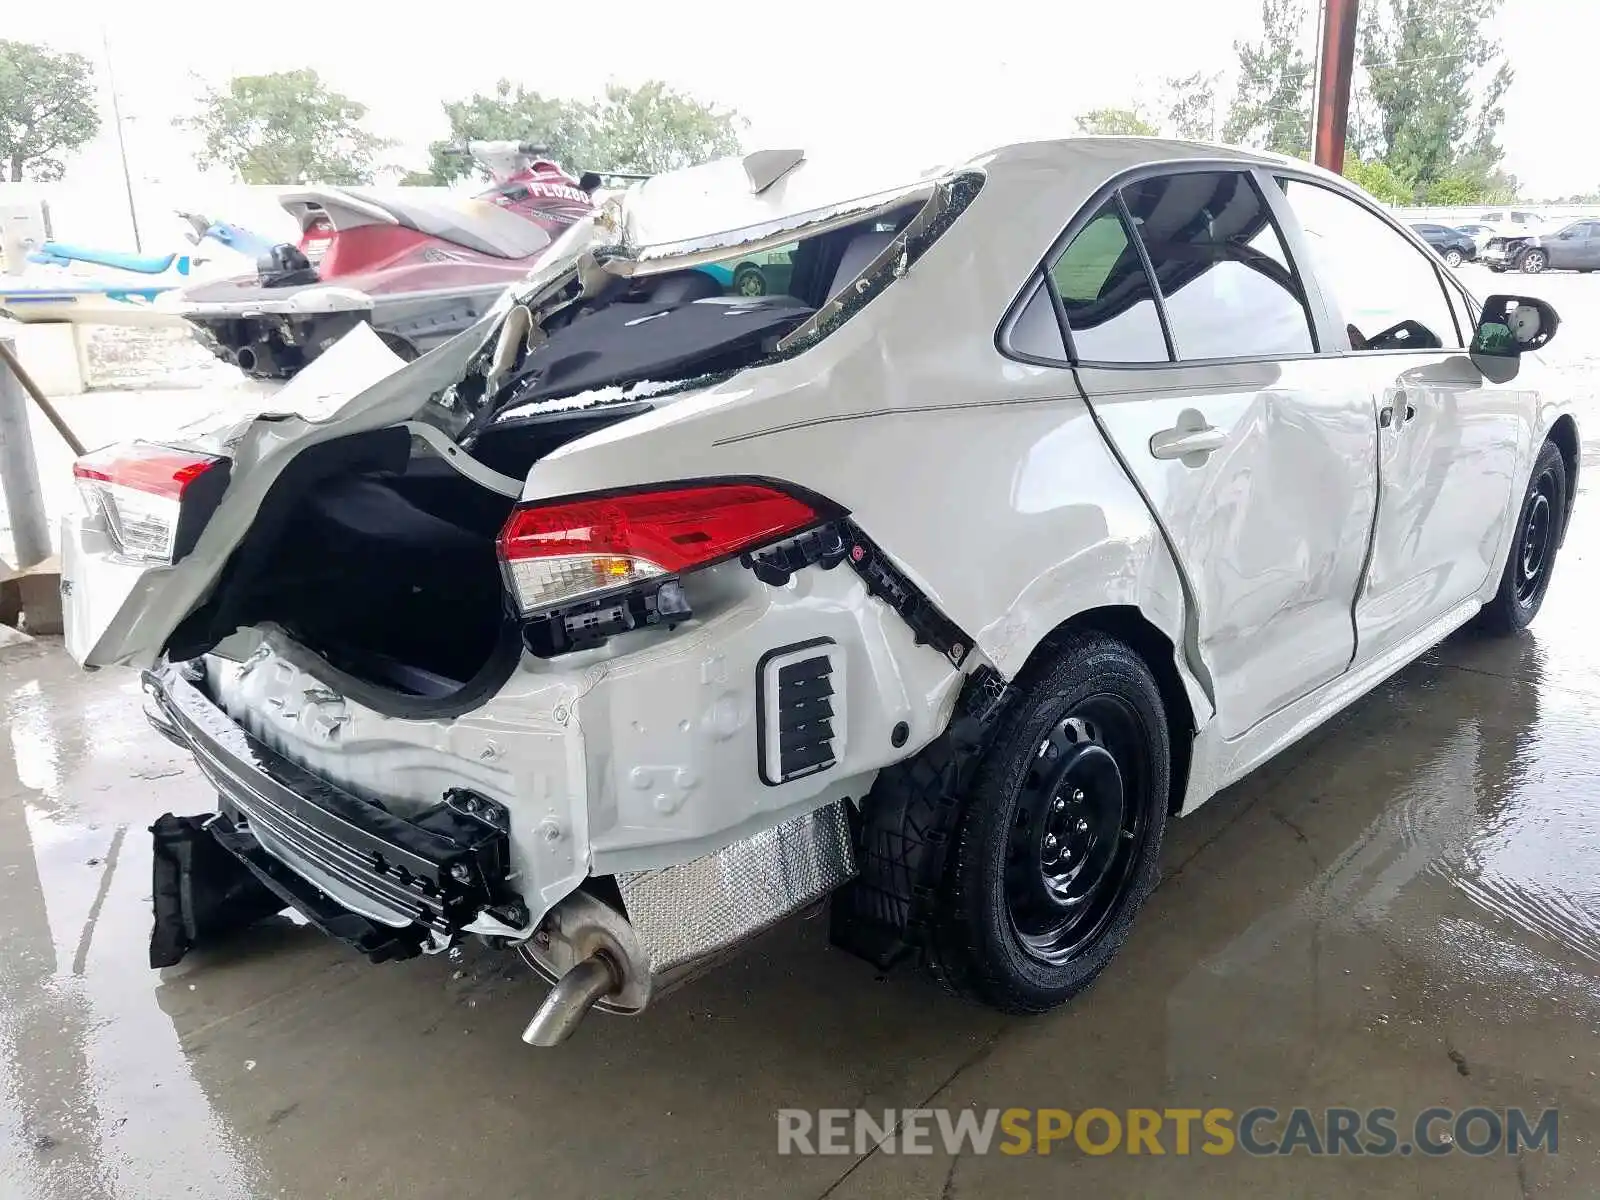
[[1454, 222, 1499, 252], [1482, 218, 1600, 273], [63, 140, 1579, 1048], [1409, 222, 1476, 266], [1478, 209, 1543, 228]]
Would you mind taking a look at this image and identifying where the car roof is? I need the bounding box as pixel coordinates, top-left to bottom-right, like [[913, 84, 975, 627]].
[[619, 137, 1325, 252]]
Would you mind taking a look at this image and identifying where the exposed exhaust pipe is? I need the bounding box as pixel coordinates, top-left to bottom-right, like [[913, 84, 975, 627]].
[[522, 952, 621, 1046], [234, 346, 257, 373]]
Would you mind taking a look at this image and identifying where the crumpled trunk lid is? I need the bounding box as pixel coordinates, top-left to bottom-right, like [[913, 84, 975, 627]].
[[63, 321, 495, 669], [63, 148, 977, 671]]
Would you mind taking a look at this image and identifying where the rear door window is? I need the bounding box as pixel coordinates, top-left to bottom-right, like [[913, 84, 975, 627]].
[[1048, 202, 1170, 363], [1120, 171, 1316, 360]]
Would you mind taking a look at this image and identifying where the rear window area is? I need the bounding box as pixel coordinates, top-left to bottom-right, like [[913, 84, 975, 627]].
[[1038, 169, 1317, 364], [482, 206, 923, 414]]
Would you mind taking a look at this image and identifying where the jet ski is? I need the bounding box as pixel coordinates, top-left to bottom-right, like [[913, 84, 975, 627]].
[[164, 141, 600, 379]]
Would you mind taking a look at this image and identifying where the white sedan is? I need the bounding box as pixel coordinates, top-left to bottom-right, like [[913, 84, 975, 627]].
[[62, 139, 1578, 1045]]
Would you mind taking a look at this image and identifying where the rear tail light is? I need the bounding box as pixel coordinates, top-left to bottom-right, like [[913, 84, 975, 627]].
[[498, 481, 830, 616], [299, 217, 334, 264], [72, 442, 230, 565]]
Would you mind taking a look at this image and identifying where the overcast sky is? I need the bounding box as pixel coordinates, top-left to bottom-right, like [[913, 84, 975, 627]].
[[8, 0, 1597, 199]]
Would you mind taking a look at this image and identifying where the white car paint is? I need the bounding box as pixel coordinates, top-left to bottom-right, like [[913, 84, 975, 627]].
[[62, 138, 1578, 1000]]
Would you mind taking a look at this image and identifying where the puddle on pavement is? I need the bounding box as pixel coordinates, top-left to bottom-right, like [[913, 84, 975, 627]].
[[0, 666, 268, 1200]]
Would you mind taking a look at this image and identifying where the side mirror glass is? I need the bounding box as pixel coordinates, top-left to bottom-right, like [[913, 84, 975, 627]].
[[1472, 294, 1559, 357]]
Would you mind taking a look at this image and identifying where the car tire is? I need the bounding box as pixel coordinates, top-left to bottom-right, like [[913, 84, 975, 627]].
[[1444, 248, 1465, 268], [927, 631, 1169, 1014], [733, 264, 767, 297], [1520, 249, 1548, 274], [1478, 440, 1566, 635]]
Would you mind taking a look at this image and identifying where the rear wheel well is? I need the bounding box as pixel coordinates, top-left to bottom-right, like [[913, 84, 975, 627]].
[[1549, 416, 1580, 537], [1016, 606, 1196, 814]]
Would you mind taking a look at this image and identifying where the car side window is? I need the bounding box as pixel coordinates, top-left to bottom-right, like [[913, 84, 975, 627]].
[[1048, 201, 1170, 363], [1278, 178, 1462, 352], [1119, 170, 1316, 359]]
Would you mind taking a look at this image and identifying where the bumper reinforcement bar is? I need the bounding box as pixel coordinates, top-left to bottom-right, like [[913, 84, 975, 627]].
[[141, 663, 520, 964]]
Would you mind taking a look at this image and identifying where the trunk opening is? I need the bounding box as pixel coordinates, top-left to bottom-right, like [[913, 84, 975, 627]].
[[167, 417, 637, 715]]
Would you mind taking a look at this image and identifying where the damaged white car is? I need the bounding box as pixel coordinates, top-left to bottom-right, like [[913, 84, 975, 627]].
[[63, 140, 1578, 1045]]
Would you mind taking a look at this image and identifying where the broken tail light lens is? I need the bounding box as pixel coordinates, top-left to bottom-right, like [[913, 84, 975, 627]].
[[498, 481, 829, 616], [72, 442, 230, 565]]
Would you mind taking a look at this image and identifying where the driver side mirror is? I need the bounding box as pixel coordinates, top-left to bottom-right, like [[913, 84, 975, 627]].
[[1471, 294, 1558, 382], [1472, 294, 1559, 355]]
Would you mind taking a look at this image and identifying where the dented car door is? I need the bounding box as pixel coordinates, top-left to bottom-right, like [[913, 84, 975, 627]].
[[1052, 168, 1379, 739]]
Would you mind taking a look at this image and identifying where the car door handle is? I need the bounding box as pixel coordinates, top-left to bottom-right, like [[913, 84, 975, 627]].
[[1380, 392, 1418, 429], [1150, 424, 1227, 463]]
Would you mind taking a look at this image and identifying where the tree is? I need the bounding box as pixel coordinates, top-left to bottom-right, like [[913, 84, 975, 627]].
[[582, 82, 744, 173], [1423, 172, 1489, 206], [1163, 71, 1220, 141], [180, 69, 389, 185], [1343, 157, 1414, 206], [0, 40, 100, 181], [426, 79, 743, 183], [1222, 0, 1313, 157], [1359, 0, 1512, 197], [425, 79, 595, 184], [1074, 107, 1158, 136]]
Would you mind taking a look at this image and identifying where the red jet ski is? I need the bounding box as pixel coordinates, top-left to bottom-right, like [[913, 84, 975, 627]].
[[166, 142, 599, 378]]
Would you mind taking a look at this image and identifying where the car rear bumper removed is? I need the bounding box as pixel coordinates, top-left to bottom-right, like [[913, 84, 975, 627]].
[[142, 661, 522, 962], [139, 656, 861, 1039]]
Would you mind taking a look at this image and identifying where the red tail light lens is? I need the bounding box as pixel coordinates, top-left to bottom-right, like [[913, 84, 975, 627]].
[[498, 482, 826, 615], [73, 443, 229, 564]]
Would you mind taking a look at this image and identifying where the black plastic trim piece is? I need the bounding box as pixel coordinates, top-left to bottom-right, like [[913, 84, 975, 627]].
[[754, 636, 835, 787], [840, 521, 972, 668]]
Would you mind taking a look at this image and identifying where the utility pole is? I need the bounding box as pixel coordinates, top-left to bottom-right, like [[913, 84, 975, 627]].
[[101, 25, 144, 252], [1311, 0, 1360, 173]]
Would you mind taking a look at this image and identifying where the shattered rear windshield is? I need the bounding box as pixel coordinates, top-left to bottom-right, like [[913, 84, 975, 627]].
[[487, 212, 915, 415], [475, 171, 984, 428]]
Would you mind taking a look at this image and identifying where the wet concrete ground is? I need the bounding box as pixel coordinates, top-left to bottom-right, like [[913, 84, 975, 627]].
[[3, 268, 1600, 1197]]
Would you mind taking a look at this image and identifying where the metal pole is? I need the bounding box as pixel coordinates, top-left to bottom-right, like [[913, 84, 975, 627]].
[[101, 26, 143, 253], [0, 337, 52, 569], [1312, 0, 1360, 173], [0, 340, 86, 457]]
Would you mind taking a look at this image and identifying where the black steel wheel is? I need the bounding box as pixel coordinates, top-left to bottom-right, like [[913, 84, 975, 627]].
[[928, 631, 1169, 1014], [1479, 439, 1567, 634]]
